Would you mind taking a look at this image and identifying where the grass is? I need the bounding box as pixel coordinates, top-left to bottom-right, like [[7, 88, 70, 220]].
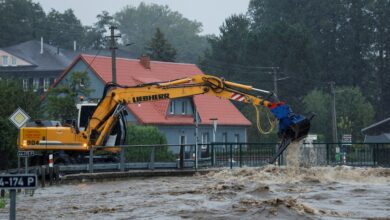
[[0, 198, 6, 209]]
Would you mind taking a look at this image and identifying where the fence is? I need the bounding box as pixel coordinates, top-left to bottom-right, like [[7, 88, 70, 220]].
[[57, 142, 390, 173], [83, 143, 208, 173], [209, 142, 390, 168]]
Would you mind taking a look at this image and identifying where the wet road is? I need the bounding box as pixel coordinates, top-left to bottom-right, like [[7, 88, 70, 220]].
[[0, 165, 389, 219]]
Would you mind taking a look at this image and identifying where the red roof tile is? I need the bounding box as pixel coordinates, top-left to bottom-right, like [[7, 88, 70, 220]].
[[59, 54, 251, 126]]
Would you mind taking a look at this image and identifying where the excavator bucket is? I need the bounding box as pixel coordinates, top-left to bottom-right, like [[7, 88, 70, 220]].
[[268, 103, 313, 164], [288, 117, 311, 141], [269, 103, 312, 142]]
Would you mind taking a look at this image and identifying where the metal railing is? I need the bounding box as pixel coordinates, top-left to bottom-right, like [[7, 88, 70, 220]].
[[210, 142, 276, 168], [320, 143, 390, 167], [57, 142, 390, 173], [85, 143, 210, 173]]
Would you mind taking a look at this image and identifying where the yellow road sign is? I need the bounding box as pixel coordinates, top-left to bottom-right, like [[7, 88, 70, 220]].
[[9, 107, 30, 129]]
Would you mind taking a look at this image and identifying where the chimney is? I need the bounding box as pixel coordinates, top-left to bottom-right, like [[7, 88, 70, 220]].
[[139, 55, 151, 69], [40, 37, 43, 54], [73, 41, 77, 51]]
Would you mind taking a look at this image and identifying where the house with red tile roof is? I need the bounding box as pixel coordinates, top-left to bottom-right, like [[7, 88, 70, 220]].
[[52, 54, 251, 147]]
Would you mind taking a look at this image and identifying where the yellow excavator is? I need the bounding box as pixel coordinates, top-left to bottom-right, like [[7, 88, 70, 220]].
[[19, 74, 311, 164]]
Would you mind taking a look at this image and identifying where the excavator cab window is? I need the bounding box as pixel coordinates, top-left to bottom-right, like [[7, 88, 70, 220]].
[[77, 104, 97, 131]]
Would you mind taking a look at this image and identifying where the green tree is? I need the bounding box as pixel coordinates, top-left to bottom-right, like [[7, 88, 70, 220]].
[[303, 87, 374, 142], [200, 14, 252, 80], [146, 28, 177, 62], [0, 80, 40, 169], [44, 9, 85, 49], [303, 89, 332, 141], [115, 3, 209, 62], [45, 71, 93, 121], [83, 11, 115, 49], [0, 0, 46, 47], [335, 87, 375, 141]]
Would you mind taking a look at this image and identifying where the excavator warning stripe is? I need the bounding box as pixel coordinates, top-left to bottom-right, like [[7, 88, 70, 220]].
[[231, 93, 245, 102]]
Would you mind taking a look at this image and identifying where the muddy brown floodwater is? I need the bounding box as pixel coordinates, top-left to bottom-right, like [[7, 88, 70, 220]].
[[1, 165, 390, 220]]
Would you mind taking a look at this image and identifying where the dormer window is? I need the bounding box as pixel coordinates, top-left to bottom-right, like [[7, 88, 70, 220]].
[[181, 101, 187, 114], [2, 56, 8, 66], [169, 100, 175, 114]]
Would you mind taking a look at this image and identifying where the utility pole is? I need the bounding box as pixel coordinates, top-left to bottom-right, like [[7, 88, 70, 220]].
[[330, 81, 338, 143], [109, 26, 121, 83], [273, 67, 278, 97], [270, 67, 289, 101], [109, 25, 124, 170]]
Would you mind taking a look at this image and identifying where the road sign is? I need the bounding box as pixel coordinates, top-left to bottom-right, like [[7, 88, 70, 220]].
[[1, 174, 37, 220], [17, 150, 35, 158], [9, 107, 30, 129], [0, 174, 37, 189], [342, 134, 352, 145]]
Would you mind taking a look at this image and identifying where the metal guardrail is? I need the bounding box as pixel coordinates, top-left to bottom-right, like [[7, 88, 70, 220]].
[[2, 142, 389, 175], [88, 143, 208, 173], [81, 142, 390, 173]]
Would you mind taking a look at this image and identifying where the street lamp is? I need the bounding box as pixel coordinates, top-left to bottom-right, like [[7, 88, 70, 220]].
[[210, 118, 218, 143], [210, 118, 218, 165]]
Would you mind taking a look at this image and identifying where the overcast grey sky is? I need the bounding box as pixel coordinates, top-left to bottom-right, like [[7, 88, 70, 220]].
[[33, 0, 251, 35]]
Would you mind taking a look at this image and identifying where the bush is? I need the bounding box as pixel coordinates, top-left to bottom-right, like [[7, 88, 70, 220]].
[[125, 124, 175, 162], [0, 197, 6, 209], [0, 80, 40, 169]]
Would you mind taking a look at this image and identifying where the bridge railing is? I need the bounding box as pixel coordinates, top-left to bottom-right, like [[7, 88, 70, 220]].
[[83, 142, 390, 173]]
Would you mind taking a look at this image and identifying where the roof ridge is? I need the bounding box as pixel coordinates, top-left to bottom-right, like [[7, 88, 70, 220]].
[[80, 54, 197, 66]]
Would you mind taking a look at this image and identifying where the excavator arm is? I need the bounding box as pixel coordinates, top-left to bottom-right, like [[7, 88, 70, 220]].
[[82, 74, 311, 162]]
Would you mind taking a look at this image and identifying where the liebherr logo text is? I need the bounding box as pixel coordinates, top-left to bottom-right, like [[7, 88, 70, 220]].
[[132, 93, 170, 103]]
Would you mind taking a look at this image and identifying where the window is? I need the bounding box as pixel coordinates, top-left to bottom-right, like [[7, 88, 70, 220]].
[[2, 56, 8, 66], [43, 78, 50, 92], [234, 134, 240, 149], [33, 78, 39, 92], [169, 100, 175, 114], [11, 56, 16, 66], [201, 132, 209, 150], [222, 132, 228, 143], [202, 132, 210, 144], [22, 79, 28, 91], [181, 101, 187, 114]]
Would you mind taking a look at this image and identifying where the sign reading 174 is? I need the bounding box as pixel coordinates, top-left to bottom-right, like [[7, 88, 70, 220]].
[[0, 174, 37, 189]]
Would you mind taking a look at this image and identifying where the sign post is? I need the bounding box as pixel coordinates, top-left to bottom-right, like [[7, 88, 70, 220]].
[[341, 134, 352, 164], [9, 108, 31, 176], [0, 174, 37, 220], [18, 151, 35, 175]]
